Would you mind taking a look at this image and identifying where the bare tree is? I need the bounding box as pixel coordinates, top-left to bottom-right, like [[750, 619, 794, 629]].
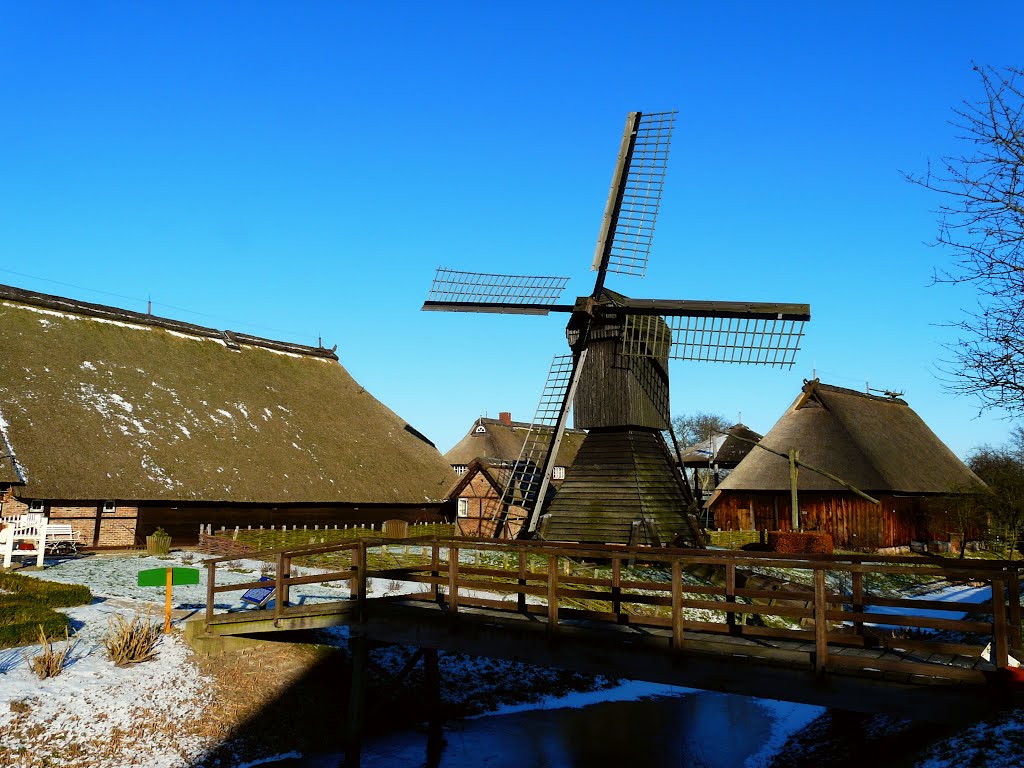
[[906, 65, 1024, 411], [671, 411, 730, 449], [967, 441, 1024, 559]]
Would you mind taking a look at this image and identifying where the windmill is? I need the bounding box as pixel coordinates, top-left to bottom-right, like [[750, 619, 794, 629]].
[[423, 110, 810, 546]]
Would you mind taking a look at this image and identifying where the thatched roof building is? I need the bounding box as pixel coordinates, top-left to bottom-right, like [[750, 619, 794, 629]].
[[678, 424, 762, 469], [0, 284, 455, 546], [445, 413, 586, 478], [708, 380, 985, 548]]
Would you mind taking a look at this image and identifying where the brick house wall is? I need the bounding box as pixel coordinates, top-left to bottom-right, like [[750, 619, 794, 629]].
[[0, 494, 139, 548]]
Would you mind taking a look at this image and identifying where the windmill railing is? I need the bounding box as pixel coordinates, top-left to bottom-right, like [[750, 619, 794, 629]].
[[202, 537, 1024, 683]]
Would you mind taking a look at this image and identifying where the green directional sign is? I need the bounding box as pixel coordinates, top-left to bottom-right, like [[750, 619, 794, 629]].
[[138, 567, 200, 587]]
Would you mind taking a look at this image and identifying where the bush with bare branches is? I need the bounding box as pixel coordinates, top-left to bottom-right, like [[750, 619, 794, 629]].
[[102, 611, 162, 666]]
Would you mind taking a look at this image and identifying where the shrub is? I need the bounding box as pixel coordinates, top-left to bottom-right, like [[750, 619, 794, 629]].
[[0, 573, 91, 649], [767, 531, 833, 554], [25, 625, 77, 679], [102, 611, 161, 665]]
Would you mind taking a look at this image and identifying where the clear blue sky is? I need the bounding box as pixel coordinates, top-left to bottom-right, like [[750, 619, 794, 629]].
[[1, 2, 1022, 458]]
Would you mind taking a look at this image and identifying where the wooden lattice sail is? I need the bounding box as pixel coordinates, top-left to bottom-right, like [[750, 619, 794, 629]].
[[423, 110, 811, 546]]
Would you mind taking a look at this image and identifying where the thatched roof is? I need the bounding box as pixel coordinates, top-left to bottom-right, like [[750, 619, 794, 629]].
[[678, 423, 762, 468], [445, 417, 586, 468], [0, 284, 455, 503], [713, 381, 984, 496]]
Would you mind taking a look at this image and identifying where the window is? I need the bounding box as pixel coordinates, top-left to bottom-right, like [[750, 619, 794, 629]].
[[457, 498, 469, 518], [552, 466, 566, 480], [102, 500, 116, 514], [474, 425, 487, 434], [29, 499, 44, 512], [452, 464, 468, 476]]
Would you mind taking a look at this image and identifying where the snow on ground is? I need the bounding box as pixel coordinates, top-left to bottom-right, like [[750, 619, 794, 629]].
[[3, 551, 1022, 767]]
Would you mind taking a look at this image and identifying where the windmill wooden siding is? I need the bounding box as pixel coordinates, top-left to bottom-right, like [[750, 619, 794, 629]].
[[709, 381, 986, 549], [542, 428, 690, 545], [573, 315, 670, 431]]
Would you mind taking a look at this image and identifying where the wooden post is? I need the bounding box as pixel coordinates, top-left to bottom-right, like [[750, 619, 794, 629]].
[[993, 578, 1009, 669], [789, 449, 800, 531], [725, 562, 737, 634], [671, 559, 684, 653], [430, 542, 440, 604], [547, 554, 559, 635], [814, 568, 828, 674], [424, 648, 443, 764], [852, 570, 864, 639], [205, 560, 215, 625], [345, 632, 368, 767], [274, 553, 285, 626], [1009, 567, 1022, 651], [612, 557, 622, 623], [164, 567, 173, 634], [281, 555, 291, 610], [517, 547, 527, 614], [448, 547, 459, 614]]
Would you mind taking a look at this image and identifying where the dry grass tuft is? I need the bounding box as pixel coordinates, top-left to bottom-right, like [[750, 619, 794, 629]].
[[24, 625, 76, 680], [101, 611, 162, 666]]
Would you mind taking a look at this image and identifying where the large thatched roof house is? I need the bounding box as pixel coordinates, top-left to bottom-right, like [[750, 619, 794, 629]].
[[0, 284, 455, 547], [708, 380, 985, 549], [444, 413, 586, 537]]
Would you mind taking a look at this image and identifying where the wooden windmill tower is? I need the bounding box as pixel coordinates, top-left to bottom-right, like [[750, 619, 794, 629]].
[[423, 110, 810, 546]]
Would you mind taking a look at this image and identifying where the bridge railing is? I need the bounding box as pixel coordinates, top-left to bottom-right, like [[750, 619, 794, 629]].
[[202, 536, 1023, 681]]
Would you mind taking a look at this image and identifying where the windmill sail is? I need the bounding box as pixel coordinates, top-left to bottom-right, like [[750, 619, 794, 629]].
[[490, 352, 586, 538], [592, 110, 676, 283], [423, 268, 571, 315]]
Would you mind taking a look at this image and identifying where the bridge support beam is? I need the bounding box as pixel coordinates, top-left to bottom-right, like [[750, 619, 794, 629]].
[[345, 633, 369, 767]]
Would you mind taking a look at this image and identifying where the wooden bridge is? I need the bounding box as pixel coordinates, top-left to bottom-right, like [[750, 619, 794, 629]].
[[195, 536, 1024, 723]]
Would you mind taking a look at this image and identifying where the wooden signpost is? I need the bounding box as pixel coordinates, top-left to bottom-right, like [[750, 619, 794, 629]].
[[138, 567, 200, 633]]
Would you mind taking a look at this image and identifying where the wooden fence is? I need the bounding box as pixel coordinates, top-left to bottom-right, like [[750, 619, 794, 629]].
[[203, 537, 1024, 683]]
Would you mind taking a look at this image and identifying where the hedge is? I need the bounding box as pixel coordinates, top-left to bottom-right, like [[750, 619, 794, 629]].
[[0, 572, 92, 648], [766, 531, 833, 554]]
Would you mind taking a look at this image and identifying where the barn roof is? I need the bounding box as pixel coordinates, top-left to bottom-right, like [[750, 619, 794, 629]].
[[0, 284, 456, 503], [713, 380, 984, 496], [678, 423, 762, 468], [444, 416, 586, 468]]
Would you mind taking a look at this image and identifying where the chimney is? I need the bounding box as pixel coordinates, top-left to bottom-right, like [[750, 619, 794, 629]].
[[499, 411, 512, 426]]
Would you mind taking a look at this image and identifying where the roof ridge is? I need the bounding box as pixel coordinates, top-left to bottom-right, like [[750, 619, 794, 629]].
[[815, 381, 908, 406], [0, 283, 338, 361]]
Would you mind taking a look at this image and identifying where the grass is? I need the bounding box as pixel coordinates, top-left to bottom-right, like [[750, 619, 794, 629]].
[[0, 571, 92, 649]]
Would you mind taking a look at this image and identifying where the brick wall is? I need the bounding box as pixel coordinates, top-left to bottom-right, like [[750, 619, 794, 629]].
[[1, 496, 140, 548]]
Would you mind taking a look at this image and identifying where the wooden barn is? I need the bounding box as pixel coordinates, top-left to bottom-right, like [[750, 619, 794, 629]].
[[444, 413, 585, 536], [707, 380, 986, 549], [0, 284, 456, 548]]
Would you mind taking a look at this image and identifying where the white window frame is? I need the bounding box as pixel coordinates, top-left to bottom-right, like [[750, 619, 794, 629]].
[[29, 499, 44, 512], [474, 425, 487, 434], [552, 466, 566, 480], [457, 498, 469, 518], [102, 500, 117, 514], [452, 464, 468, 476]]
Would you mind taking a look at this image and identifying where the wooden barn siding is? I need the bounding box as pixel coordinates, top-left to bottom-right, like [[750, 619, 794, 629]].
[[712, 493, 930, 549], [137, 502, 450, 546]]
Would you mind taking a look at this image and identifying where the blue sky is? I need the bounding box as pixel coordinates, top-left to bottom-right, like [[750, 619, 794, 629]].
[[1, 2, 1022, 457]]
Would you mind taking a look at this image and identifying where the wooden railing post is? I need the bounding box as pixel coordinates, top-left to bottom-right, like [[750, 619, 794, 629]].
[[350, 543, 365, 619], [993, 578, 1009, 669], [547, 554, 559, 635], [612, 557, 622, 623], [205, 560, 216, 625], [671, 559, 684, 653], [725, 562, 737, 634], [430, 542, 440, 604], [274, 552, 285, 626], [448, 546, 459, 614], [852, 570, 864, 639], [814, 568, 828, 674], [517, 547, 527, 614], [1008, 566, 1022, 651]]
